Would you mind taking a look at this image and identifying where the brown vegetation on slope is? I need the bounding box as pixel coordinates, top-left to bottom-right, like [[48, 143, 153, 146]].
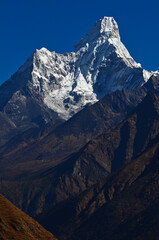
[[0, 194, 57, 240]]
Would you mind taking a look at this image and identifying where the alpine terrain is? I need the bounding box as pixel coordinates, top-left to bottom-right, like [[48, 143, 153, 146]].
[[0, 16, 159, 240], [0, 17, 154, 145]]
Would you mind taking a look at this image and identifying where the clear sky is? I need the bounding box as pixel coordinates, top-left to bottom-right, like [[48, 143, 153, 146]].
[[1, 0, 159, 85]]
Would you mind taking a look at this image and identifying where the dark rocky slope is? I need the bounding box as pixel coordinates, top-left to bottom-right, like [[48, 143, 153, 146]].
[[37, 133, 159, 240], [1, 75, 158, 162], [0, 90, 159, 217]]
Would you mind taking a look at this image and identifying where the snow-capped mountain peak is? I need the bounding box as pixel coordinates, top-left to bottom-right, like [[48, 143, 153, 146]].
[[0, 16, 153, 122], [99, 17, 119, 37], [75, 17, 119, 51]]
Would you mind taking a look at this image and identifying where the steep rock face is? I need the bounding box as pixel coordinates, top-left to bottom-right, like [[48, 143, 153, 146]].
[[0, 89, 158, 217], [0, 87, 145, 216], [2, 74, 159, 164], [37, 133, 159, 240], [0, 87, 146, 162], [0, 17, 152, 126], [66, 91, 159, 175], [0, 112, 18, 146]]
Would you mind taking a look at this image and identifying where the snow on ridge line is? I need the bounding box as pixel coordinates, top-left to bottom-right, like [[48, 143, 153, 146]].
[[2, 16, 155, 121]]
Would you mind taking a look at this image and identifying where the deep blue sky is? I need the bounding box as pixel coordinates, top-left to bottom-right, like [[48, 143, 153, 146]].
[[1, 0, 159, 85]]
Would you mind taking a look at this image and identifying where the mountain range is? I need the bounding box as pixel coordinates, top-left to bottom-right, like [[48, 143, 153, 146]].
[[0, 16, 159, 240], [0, 16, 156, 146], [37, 131, 159, 240]]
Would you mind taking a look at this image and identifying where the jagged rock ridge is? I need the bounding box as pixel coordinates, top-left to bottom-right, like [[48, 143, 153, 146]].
[[0, 17, 152, 126]]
